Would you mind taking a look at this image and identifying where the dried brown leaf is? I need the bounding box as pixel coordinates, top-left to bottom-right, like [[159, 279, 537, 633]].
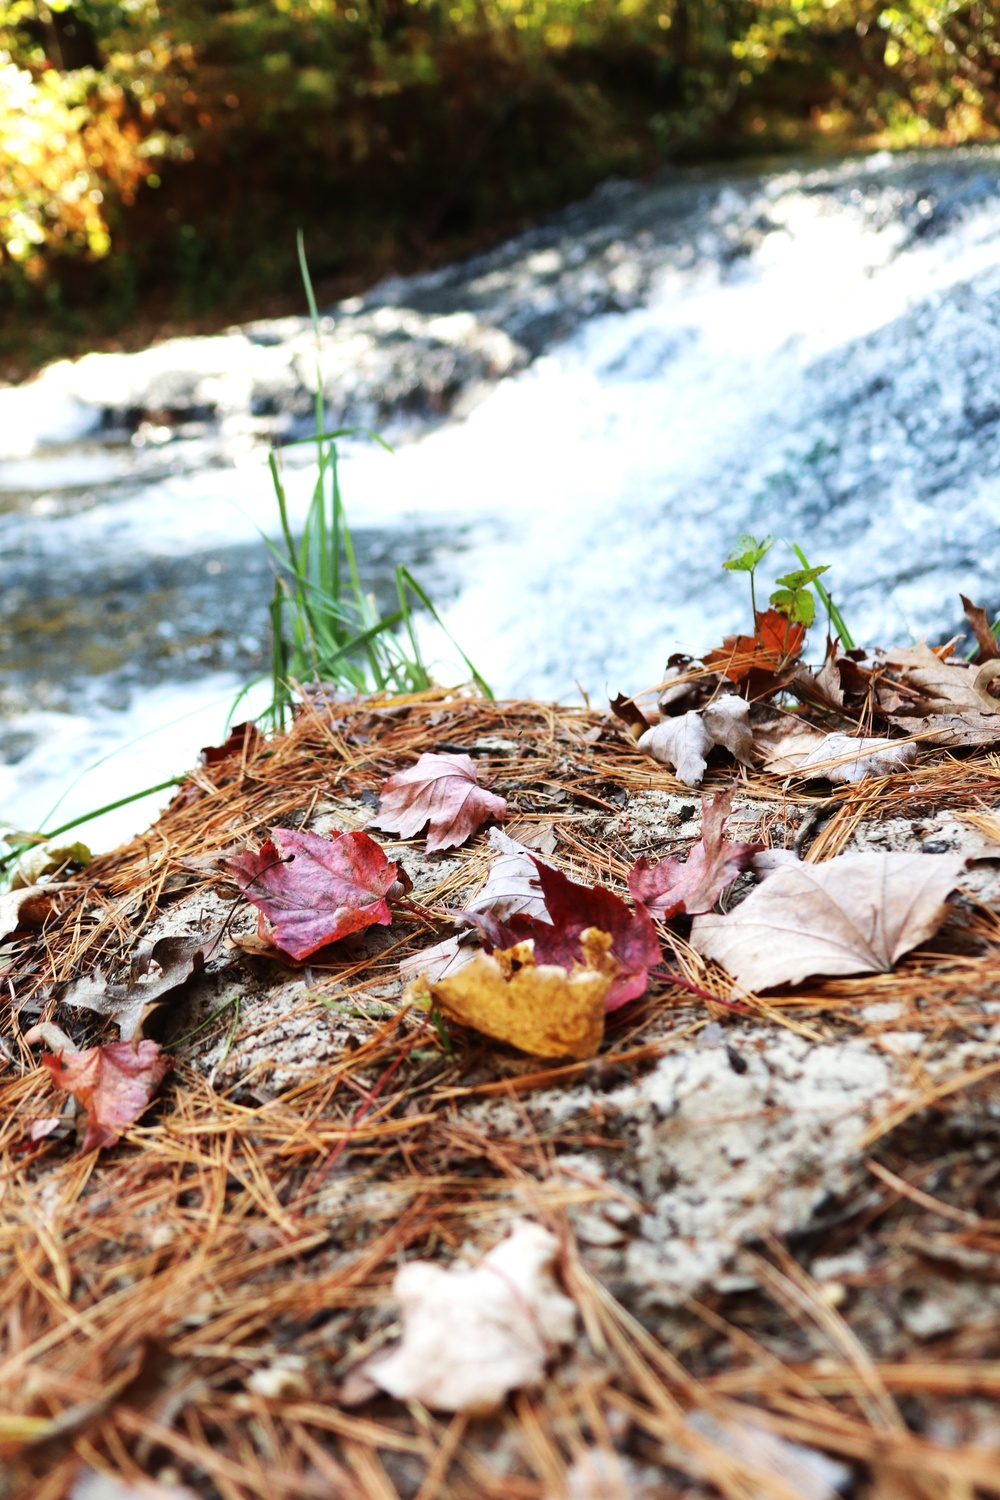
[[691, 851, 966, 991]]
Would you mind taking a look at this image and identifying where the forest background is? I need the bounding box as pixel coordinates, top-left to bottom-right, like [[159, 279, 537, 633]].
[[3, 0, 1000, 375]]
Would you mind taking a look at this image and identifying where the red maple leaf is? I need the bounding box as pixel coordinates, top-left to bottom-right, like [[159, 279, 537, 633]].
[[471, 857, 661, 1012], [369, 752, 507, 853], [703, 608, 806, 687], [627, 785, 761, 921], [200, 720, 262, 766], [42, 1040, 169, 1153], [226, 827, 398, 961]]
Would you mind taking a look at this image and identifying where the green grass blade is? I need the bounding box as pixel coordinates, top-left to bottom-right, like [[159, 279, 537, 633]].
[[396, 566, 493, 698], [792, 543, 855, 650]]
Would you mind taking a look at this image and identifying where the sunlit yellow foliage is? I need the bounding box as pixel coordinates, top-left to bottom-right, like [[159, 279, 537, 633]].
[[0, 12, 153, 274]]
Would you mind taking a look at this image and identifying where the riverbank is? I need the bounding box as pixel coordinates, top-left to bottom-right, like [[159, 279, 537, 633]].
[[6, 684, 1000, 1495], [7, 146, 1000, 858]]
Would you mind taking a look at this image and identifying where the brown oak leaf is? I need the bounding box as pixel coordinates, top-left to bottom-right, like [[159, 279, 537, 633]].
[[627, 786, 760, 920], [42, 1039, 169, 1153], [961, 594, 1000, 663], [691, 851, 966, 991], [369, 751, 507, 852], [703, 608, 806, 693], [225, 827, 398, 961]]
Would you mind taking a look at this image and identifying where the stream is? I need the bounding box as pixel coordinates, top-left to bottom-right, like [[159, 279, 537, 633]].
[[4, 146, 1000, 850]]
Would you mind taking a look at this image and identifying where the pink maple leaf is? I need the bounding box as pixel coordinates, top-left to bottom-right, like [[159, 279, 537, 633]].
[[42, 1040, 169, 1153], [627, 785, 760, 921], [369, 752, 507, 853]]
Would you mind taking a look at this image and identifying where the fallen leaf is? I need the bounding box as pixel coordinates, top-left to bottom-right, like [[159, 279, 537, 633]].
[[961, 594, 1000, 662], [703, 608, 806, 686], [399, 828, 550, 986], [882, 642, 1000, 715], [754, 718, 826, 775], [369, 751, 507, 852], [793, 732, 917, 784], [42, 1039, 169, 1153], [225, 827, 398, 961], [346, 1220, 577, 1412], [638, 711, 711, 785], [893, 712, 1000, 748], [9, 838, 90, 890], [0, 885, 51, 942], [61, 933, 218, 1040], [628, 786, 760, 919], [467, 827, 550, 922], [422, 931, 613, 1058], [657, 652, 702, 714], [875, 641, 1000, 745], [814, 645, 847, 707], [199, 720, 262, 766], [691, 851, 966, 991], [398, 933, 473, 984], [482, 857, 661, 1011], [609, 692, 653, 738], [638, 696, 752, 787]]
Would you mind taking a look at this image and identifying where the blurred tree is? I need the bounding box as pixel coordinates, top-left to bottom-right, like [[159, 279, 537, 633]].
[[2, 2, 1000, 328]]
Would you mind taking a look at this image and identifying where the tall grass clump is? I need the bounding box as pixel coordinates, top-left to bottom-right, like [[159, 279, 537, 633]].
[[258, 234, 489, 728]]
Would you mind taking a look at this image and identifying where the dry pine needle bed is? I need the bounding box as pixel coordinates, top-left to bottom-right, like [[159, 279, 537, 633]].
[[6, 677, 1000, 1500]]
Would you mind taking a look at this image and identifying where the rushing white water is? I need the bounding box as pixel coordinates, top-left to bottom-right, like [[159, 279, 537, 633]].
[[4, 148, 1000, 850]]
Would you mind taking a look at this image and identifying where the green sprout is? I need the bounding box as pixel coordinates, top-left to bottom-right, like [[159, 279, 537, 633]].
[[722, 532, 774, 622], [769, 564, 830, 627]]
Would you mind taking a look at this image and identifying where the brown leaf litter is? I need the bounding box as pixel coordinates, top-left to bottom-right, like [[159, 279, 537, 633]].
[[7, 689, 1000, 1495]]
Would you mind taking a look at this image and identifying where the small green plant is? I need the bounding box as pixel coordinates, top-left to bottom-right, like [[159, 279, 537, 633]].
[[257, 233, 489, 728], [722, 532, 773, 621], [790, 543, 855, 649], [768, 564, 829, 627], [722, 533, 855, 650]]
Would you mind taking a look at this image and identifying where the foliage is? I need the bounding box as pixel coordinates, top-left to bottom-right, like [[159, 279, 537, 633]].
[[5, 2, 1000, 328], [0, 50, 151, 278], [723, 533, 853, 645]]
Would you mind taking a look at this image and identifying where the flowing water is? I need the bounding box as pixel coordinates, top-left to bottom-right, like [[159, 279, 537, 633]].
[[4, 147, 1000, 849]]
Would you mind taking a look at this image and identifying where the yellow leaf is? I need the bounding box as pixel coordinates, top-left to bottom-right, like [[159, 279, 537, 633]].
[[423, 931, 613, 1060]]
